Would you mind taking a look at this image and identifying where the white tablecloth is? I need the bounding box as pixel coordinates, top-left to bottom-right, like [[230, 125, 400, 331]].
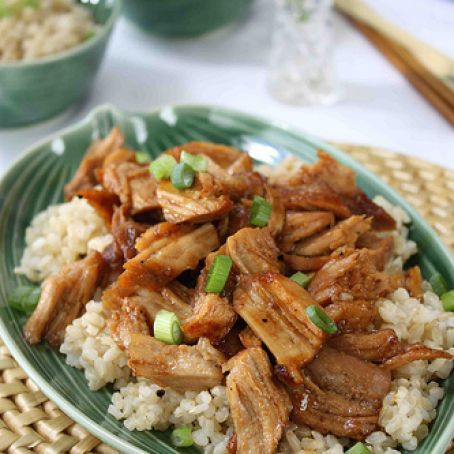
[[0, 0, 453, 176]]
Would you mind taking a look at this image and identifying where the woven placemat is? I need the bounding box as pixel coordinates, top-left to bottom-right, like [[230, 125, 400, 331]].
[[0, 144, 453, 454], [336, 143, 454, 253]]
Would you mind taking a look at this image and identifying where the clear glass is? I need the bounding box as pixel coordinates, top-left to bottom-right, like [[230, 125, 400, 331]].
[[268, 0, 339, 105]]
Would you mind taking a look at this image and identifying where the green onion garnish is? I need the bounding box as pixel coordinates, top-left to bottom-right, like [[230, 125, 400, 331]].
[[205, 255, 233, 294], [23, 0, 39, 8], [170, 426, 193, 448], [345, 442, 372, 454], [135, 151, 149, 164], [149, 155, 177, 180], [430, 272, 448, 296], [8, 285, 40, 315], [180, 151, 208, 172], [305, 304, 338, 334], [290, 272, 312, 288], [171, 162, 195, 189], [250, 195, 272, 227], [83, 30, 95, 41], [0, 4, 9, 17], [0, 0, 39, 16], [153, 310, 183, 345], [441, 291, 454, 312]]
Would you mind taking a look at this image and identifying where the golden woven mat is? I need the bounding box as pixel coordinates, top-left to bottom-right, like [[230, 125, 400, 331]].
[[0, 144, 453, 454], [336, 143, 454, 254]]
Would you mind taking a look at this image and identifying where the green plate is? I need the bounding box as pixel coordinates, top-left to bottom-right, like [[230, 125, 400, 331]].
[[0, 105, 453, 454]]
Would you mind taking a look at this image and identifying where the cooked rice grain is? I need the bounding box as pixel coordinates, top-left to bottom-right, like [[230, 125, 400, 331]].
[[0, 0, 95, 62], [109, 381, 232, 454], [256, 156, 304, 184], [278, 424, 347, 454], [60, 301, 130, 391], [374, 289, 454, 451], [378, 288, 454, 357], [15, 197, 111, 282], [373, 196, 417, 271]]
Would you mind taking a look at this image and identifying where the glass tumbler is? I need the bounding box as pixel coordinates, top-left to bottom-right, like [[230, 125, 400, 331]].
[[268, 0, 339, 105]]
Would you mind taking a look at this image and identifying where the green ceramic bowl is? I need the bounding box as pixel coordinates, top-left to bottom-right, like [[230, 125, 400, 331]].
[[0, 105, 453, 453], [0, 0, 122, 128], [123, 0, 253, 37]]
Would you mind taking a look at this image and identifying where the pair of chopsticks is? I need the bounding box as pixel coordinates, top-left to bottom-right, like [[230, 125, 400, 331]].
[[335, 0, 454, 127]]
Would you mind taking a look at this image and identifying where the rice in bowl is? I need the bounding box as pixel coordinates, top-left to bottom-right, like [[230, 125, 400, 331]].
[[0, 0, 96, 62]]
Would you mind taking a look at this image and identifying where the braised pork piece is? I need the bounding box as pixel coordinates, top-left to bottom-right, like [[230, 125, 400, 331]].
[[24, 251, 105, 346], [24, 129, 452, 453]]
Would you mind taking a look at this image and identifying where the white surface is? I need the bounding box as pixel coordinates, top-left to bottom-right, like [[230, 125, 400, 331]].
[[1, 0, 453, 176]]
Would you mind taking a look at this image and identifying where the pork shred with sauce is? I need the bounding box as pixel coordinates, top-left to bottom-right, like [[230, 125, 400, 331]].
[[225, 348, 291, 454], [24, 251, 105, 346], [24, 131, 453, 452]]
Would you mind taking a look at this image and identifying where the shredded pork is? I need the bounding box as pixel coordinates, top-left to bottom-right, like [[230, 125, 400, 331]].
[[23, 133, 454, 450], [285, 347, 392, 440], [234, 273, 325, 382], [24, 251, 105, 346], [225, 348, 290, 454], [128, 335, 224, 392]]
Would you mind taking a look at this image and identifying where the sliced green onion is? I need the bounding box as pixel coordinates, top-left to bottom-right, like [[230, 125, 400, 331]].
[[441, 290, 454, 312], [0, 0, 39, 16], [180, 151, 208, 172], [345, 442, 372, 454], [170, 425, 193, 447], [171, 162, 195, 189], [430, 272, 448, 296], [149, 155, 177, 180], [0, 0, 9, 16], [250, 195, 272, 227], [153, 310, 183, 345], [83, 30, 95, 41], [23, 0, 39, 8], [135, 151, 149, 164], [290, 272, 312, 288], [8, 285, 40, 315], [305, 304, 337, 334], [205, 255, 233, 294]]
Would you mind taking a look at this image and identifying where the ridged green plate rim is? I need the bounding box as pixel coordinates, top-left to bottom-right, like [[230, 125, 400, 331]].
[[0, 104, 453, 454]]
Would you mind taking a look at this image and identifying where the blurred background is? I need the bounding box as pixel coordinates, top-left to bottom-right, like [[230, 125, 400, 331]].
[[0, 0, 453, 173]]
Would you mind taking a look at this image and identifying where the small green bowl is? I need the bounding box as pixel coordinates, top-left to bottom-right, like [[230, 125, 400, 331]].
[[123, 0, 253, 37], [0, 0, 122, 128]]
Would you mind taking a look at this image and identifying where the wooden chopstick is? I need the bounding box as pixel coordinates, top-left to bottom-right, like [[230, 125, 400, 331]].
[[389, 41, 454, 110], [335, 0, 454, 92], [346, 16, 454, 127], [350, 17, 454, 110]]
